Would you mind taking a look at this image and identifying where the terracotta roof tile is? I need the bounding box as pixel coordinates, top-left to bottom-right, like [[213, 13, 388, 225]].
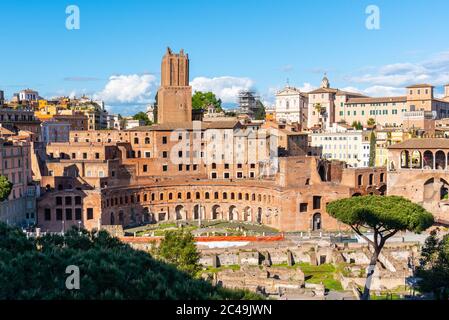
[[388, 138, 449, 149]]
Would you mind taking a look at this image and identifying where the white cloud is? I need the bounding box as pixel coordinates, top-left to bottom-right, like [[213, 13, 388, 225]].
[[299, 83, 316, 92], [347, 50, 449, 87], [94, 74, 157, 105], [190, 76, 254, 103], [362, 85, 404, 97]]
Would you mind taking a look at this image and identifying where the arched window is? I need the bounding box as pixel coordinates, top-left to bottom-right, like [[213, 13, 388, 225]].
[[134, 138, 139, 144], [205, 192, 210, 199], [369, 174, 374, 186], [223, 192, 228, 200], [196, 192, 201, 199], [423, 151, 434, 169], [145, 137, 150, 144], [401, 150, 410, 168], [436, 151, 446, 170], [214, 192, 219, 200], [411, 150, 422, 169], [357, 174, 363, 186]]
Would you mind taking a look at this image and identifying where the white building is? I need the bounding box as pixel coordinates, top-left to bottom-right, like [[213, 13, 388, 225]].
[[125, 119, 145, 130], [107, 114, 122, 130], [146, 104, 155, 123], [19, 89, 39, 102], [310, 124, 372, 168], [275, 86, 308, 126]]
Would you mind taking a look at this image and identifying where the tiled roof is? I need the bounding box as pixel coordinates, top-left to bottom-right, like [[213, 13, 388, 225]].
[[406, 84, 434, 88], [388, 138, 449, 149], [129, 120, 241, 131], [347, 96, 407, 104]]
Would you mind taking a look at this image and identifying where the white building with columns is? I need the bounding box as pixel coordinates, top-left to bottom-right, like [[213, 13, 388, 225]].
[[275, 86, 308, 126]]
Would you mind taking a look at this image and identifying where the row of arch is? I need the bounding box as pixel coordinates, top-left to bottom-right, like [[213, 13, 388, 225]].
[[107, 204, 280, 227], [400, 150, 449, 170], [103, 189, 277, 209]]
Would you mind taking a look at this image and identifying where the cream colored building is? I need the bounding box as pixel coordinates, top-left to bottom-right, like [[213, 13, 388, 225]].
[[307, 79, 449, 129], [335, 84, 449, 128], [275, 86, 308, 126], [310, 124, 372, 168], [307, 76, 365, 130]]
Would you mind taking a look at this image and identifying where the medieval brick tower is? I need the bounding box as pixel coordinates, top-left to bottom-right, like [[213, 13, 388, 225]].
[[157, 47, 192, 124]]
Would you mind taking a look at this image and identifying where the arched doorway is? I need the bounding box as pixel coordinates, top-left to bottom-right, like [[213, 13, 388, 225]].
[[193, 205, 201, 220], [142, 208, 150, 223], [212, 205, 221, 220], [110, 212, 115, 225], [243, 206, 251, 222], [312, 213, 322, 231], [436, 151, 446, 170], [401, 150, 410, 168], [119, 211, 124, 225], [257, 208, 262, 223], [411, 151, 422, 169], [229, 205, 237, 221], [175, 205, 184, 220], [423, 151, 434, 169]]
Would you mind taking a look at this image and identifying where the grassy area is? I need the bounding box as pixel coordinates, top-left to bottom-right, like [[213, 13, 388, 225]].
[[298, 263, 344, 292], [200, 221, 279, 234], [370, 293, 402, 300], [201, 264, 241, 276], [126, 220, 279, 237], [270, 263, 344, 291]]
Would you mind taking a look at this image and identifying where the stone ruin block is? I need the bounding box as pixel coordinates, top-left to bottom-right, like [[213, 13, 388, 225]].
[[238, 251, 260, 266]]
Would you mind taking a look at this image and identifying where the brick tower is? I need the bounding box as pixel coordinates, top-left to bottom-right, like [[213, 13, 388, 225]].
[[157, 47, 192, 124]]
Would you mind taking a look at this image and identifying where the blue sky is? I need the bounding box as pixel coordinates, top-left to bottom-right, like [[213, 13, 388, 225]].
[[1, 0, 449, 115]]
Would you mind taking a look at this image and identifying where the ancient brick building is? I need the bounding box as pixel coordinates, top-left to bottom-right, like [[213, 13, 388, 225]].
[[387, 138, 449, 224], [35, 48, 387, 233]]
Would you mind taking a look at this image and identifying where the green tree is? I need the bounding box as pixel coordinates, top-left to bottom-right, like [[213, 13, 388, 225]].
[[132, 112, 152, 126], [351, 121, 363, 130], [0, 224, 261, 300], [367, 118, 376, 126], [155, 229, 201, 276], [254, 100, 266, 120], [369, 131, 376, 167], [192, 91, 222, 111], [416, 231, 449, 299], [0, 175, 13, 202], [326, 195, 434, 300]]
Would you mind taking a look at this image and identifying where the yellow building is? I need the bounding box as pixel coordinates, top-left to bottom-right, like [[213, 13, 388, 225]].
[[375, 130, 412, 167]]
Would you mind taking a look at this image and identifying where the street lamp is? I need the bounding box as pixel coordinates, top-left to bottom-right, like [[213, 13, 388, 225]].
[[62, 220, 65, 235], [78, 220, 81, 234]]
